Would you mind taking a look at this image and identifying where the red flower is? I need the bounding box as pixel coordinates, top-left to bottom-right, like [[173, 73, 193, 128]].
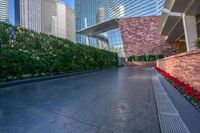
[[186, 89, 195, 96], [181, 84, 191, 91], [173, 78, 184, 86], [195, 95, 200, 102], [155, 67, 200, 109]]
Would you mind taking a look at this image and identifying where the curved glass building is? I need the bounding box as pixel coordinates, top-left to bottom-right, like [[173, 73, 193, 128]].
[[105, 0, 164, 20], [75, 0, 164, 56]]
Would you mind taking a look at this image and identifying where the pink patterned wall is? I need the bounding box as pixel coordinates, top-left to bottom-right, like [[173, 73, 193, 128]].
[[117, 16, 177, 58]]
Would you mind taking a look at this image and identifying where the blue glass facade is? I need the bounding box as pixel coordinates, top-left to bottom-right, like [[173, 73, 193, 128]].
[[75, 0, 105, 46], [75, 0, 164, 55], [105, 0, 164, 19]]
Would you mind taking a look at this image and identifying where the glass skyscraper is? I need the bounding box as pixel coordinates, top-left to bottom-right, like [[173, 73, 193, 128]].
[[15, 0, 42, 32], [0, 0, 8, 22], [15, 0, 75, 41], [75, 0, 164, 56], [105, 0, 164, 20], [75, 0, 105, 45]]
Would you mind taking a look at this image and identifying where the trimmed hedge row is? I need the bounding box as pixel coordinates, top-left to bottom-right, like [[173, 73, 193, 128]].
[[128, 55, 164, 62], [0, 22, 118, 81], [195, 38, 200, 48]]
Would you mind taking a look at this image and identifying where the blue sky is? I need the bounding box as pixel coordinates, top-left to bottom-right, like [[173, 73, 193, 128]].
[[9, 0, 74, 25]]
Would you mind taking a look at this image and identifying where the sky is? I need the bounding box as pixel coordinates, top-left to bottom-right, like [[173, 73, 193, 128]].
[[9, 0, 75, 25]]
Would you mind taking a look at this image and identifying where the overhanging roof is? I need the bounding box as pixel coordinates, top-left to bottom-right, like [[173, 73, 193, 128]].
[[159, 12, 184, 41], [164, 0, 200, 14], [167, 20, 184, 42], [77, 19, 119, 36], [159, 0, 200, 42], [158, 11, 182, 35]]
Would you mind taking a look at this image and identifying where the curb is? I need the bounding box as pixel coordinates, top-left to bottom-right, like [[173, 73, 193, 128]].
[[151, 68, 190, 133], [0, 67, 121, 89], [156, 68, 200, 133]]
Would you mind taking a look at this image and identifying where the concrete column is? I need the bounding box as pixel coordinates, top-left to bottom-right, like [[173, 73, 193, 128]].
[[84, 17, 90, 46], [86, 35, 90, 46], [182, 14, 198, 51]]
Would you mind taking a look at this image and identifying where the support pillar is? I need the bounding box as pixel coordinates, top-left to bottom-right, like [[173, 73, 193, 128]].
[[182, 14, 198, 51], [84, 17, 90, 46], [86, 35, 90, 46]]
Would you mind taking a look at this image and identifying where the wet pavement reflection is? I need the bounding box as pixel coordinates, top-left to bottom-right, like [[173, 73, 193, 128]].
[[0, 67, 160, 133]]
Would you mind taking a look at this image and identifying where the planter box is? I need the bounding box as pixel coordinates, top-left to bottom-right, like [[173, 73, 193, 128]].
[[157, 49, 200, 92], [126, 61, 156, 66]]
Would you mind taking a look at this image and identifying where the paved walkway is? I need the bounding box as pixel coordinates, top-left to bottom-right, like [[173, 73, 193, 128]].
[[0, 67, 160, 133]]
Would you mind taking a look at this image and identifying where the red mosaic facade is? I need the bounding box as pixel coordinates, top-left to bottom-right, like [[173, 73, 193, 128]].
[[117, 16, 177, 58], [157, 49, 200, 92], [126, 61, 156, 67]]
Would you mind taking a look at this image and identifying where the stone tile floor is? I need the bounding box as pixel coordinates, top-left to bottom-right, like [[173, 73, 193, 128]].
[[0, 67, 160, 133]]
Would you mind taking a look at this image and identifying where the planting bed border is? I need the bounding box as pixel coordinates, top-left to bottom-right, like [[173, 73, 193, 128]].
[[154, 67, 200, 112], [0, 67, 121, 89]]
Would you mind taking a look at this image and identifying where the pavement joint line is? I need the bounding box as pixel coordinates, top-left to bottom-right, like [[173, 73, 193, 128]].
[[149, 72, 162, 133], [146, 73, 150, 102], [0, 67, 161, 133], [53, 111, 114, 133], [3, 93, 112, 132], [25, 103, 104, 131], [151, 69, 190, 133], [67, 89, 112, 117], [51, 88, 118, 133], [159, 112, 179, 116]]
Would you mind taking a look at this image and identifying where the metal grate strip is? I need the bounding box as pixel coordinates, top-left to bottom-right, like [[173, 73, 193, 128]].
[[160, 114, 190, 133], [151, 69, 190, 133], [157, 101, 179, 116]]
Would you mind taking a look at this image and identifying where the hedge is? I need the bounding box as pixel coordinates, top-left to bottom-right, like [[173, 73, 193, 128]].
[[0, 22, 118, 82], [195, 38, 200, 48], [128, 55, 164, 62]]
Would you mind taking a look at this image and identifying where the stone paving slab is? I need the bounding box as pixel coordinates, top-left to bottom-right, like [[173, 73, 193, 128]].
[[0, 67, 160, 133]]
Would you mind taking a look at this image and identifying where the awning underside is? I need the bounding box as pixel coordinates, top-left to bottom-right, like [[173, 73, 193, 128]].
[[160, 0, 200, 42], [77, 19, 119, 36]]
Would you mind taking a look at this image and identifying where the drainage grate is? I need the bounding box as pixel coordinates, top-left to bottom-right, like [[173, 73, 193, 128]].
[[157, 101, 179, 116], [160, 114, 190, 133], [151, 69, 190, 133]]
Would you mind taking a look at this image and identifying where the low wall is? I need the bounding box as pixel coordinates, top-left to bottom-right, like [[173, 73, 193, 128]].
[[157, 49, 200, 92], [127, 61, 156, 66]]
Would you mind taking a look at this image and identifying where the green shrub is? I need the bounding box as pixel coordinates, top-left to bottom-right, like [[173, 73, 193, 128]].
[[128, 55, 164, 62], [0, 22, 118, 81], [195, 38, 200, 48], [0, 22, 10, 47]]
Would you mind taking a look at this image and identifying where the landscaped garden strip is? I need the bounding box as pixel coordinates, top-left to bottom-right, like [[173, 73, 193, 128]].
[[154, 66, 200, 111], [0, 22, 118, 82], [195, 38, 200, 48], [128, 55, 164, 62]]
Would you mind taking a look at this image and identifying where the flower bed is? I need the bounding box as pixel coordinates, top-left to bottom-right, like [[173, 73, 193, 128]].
[[154, 66, 200, 111]]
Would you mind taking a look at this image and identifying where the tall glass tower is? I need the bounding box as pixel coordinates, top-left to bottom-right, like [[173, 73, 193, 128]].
[[75, 0, 106, 46], [0, 0, 8, 22], [105, 0, 164, 20], [15, 0, 42, 32], [75, 0, 164, 56]]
